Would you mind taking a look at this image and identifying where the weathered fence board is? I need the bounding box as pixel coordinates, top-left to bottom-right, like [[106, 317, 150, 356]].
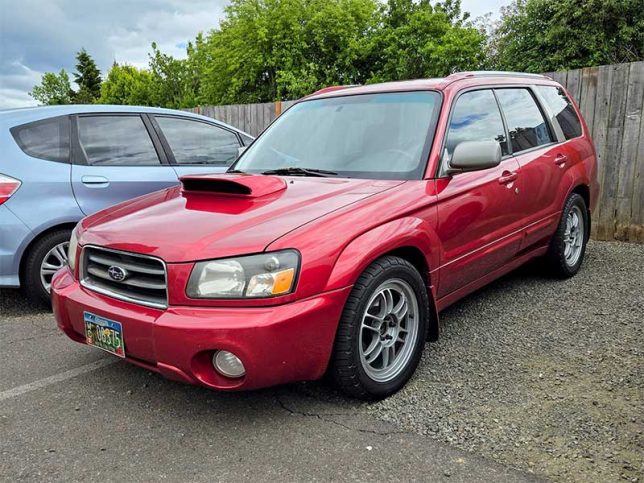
[[186, 61, 644, 242]]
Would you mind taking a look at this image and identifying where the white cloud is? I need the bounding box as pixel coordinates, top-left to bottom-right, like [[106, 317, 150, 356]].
[[0, 0, 228, 108]]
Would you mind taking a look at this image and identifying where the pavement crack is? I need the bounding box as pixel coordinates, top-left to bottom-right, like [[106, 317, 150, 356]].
[[276, 396, 407, 436]]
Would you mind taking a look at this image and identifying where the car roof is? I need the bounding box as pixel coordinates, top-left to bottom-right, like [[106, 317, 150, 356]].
[[304, 71, 560, 101], [0, 104, 247, 134]]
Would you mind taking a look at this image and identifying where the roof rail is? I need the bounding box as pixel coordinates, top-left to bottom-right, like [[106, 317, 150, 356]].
[[309, 85, 361, 96], [446, 71, 552, 81]]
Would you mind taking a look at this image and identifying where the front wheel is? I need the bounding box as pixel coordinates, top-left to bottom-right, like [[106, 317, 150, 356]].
[[545, 193, 588, 278], [329, 256, 429, 400]]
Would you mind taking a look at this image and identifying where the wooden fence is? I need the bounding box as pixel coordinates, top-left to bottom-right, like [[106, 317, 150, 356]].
[[187, 61, 644, 242]]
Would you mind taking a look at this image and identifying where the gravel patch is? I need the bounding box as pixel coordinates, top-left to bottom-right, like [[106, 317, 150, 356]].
[[362, 240, 643, 482]]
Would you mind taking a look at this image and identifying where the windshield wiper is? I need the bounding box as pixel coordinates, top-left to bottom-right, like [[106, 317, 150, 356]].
[[261, 167, 338, 177], [227, 169, 246, 174]]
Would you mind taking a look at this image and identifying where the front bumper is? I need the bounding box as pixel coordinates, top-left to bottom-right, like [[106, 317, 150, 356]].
[[52, 267, 351, 390]]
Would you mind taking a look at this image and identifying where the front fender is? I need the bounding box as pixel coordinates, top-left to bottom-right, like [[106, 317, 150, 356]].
[[324, 216, 441, 341]]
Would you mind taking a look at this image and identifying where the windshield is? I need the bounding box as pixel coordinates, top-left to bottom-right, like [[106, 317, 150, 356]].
[[233, 91, 441, 180]]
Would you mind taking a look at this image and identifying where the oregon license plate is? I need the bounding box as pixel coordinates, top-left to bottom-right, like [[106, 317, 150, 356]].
[[84, 312, 125, 358]]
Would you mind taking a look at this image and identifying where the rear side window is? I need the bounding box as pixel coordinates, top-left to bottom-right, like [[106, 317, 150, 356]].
[[446, 89, 509, 156], [11, 116, 70, 162], [155, 117, 241, 166], [495, 88, 554, 153], [78, 116, 161, 166], [535, 86, 582, 140]]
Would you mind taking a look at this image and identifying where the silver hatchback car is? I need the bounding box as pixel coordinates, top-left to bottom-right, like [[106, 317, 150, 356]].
[[0, 105, 253, 305]]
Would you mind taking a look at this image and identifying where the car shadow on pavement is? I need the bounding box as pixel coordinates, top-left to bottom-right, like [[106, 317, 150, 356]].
[[0, 289, 50, 318]]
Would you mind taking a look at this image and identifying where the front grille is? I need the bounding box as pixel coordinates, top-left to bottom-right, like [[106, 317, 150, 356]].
[[80, 246, 168, 309]]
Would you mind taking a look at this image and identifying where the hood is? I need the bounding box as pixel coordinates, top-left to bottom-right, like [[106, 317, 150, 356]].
[[80, 174, 404, 263]]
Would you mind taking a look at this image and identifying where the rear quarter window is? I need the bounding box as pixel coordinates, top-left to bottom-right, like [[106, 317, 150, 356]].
[[10, 116, 70, 162], [535, 86, 583, 140]]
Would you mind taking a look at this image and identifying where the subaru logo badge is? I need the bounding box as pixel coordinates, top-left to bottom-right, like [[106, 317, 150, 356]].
[[107, 265, 128, 282]]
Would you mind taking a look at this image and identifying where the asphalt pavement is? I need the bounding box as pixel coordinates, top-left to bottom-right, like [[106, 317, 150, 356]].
[[1, 290, 537, 482]]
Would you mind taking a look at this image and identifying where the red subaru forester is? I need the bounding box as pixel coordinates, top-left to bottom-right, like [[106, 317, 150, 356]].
[[52, 72, 599, 400]]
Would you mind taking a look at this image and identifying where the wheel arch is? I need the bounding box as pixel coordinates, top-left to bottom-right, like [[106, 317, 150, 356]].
[[19, 222, 77, 284], [325, 217, 441, 341], [569, 183, 591, 237]]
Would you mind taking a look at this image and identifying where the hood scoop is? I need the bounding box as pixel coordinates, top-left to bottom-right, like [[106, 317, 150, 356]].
[[180, 173, 287, 198]]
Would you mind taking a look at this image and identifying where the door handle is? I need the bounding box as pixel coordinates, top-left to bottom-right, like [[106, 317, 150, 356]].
[[554, 154, 568, 166], [498, 171, 518, 185], [81, 175, 110, 187]]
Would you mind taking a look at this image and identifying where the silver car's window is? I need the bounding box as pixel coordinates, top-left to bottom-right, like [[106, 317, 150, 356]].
[[155, 117, 240, 166], [11, 116, 70, 162], [78, 116, 161, 166]]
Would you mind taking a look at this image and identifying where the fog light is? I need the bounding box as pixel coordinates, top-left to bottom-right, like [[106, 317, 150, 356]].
[[212, 350, 245, 378]]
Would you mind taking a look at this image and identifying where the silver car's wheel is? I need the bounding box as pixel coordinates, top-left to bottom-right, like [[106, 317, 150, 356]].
[[359, 279, 420, 383], [563, 205, 584, 267], [39, 241, 69, 293]]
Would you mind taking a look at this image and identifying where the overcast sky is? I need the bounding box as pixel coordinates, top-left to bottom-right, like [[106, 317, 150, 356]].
[[0, 0, 511, 109]]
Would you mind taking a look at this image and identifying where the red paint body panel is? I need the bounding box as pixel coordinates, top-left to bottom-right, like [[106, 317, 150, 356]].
[[52, 73, 599, 392], [52, 266, 351, 390]]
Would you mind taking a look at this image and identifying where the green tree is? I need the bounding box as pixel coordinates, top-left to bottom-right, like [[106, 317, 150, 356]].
[[362, 0, 485, 83], [491, 0, 644, 72], [29, 69, 74, 105], [146, 42, 198, 108], [196, 0, 485, 104], [98, 62, 154, 105], [73, 48, 103, 103], [198, 0, 381, 104]]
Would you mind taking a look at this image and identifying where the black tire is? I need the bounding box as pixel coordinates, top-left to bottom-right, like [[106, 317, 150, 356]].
[[329, 256, 430, 400], [545, 193, 588, 278], [21, 228, 72, 307]]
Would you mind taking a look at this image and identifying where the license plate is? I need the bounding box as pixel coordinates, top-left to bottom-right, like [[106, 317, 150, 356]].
[[84, 312, 125, 358]]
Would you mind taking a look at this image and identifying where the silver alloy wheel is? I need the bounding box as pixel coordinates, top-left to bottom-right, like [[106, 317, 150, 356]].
[[564, 205, 584, 267], [40, 241, 69, 293], [359, 278, 420, 383]]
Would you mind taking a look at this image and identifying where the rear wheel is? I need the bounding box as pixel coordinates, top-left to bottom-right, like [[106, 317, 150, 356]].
[[545, 193, 588, 278], [22, 229, 71, 307], [329, 256, 429, 400]]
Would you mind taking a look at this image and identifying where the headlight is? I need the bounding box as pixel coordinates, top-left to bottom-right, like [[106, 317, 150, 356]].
[[186, 250, 300, 299], [67, 225, 80, 273]]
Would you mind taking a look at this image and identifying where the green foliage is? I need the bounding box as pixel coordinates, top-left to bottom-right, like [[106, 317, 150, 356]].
[[29, 0, 644, 108], [98, 63, 154, 105], [491, 0, 644, 72], [29, 69, 74, 105], [362, 0, 485, 84], [146, 42, 198, 108], [73, 48, 103, 103]]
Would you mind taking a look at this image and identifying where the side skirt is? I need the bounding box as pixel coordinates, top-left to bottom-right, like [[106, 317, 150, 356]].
[[435, 244, 549, 313]]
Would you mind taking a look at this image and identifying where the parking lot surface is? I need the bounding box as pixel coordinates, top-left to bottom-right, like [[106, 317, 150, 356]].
[[1, 240, 641, 482]]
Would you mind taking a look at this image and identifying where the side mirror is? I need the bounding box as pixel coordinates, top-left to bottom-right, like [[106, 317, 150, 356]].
[[237, 146, 247, 158], [447, 141, 502, 174]]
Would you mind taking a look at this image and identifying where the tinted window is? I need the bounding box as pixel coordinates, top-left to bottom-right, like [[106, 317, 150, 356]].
[[445, 90, 508, 157], [535, 86, 582, 140], [235, 92, 441, 180], [495, 89, 553, 152], [11, 116, 70, 162], [78, 116, 161, 166], [156, 117, 240, 166]]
